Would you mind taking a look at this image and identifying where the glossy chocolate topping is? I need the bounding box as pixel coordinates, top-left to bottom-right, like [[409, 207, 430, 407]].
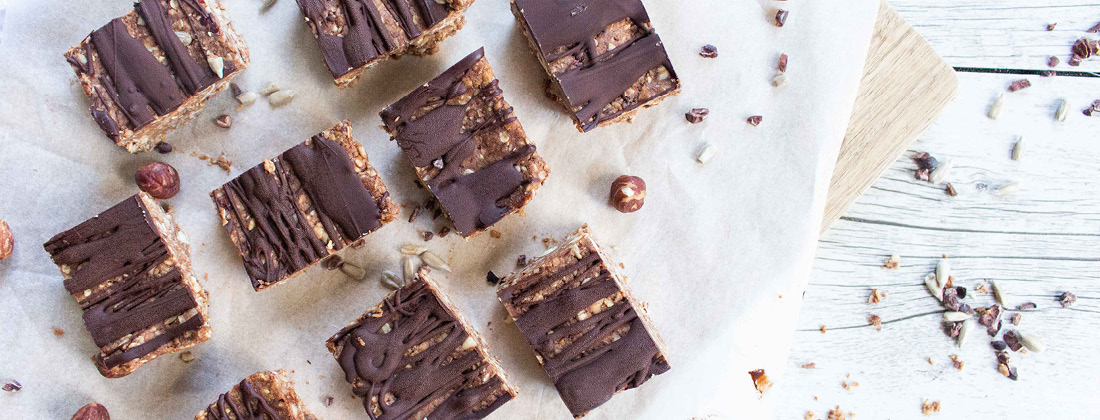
[[136, 0, 217, 96], [212, 134, 385, 289], [381, 48, 535, 236], [295, 0, 451, 77], [498, 251, 670, 417], [331, 279, 512, 419], [205, 377, 283, 420], [89, 18, 184, 130], [514, 0, 678, 131], [43, 195, 202, 369]]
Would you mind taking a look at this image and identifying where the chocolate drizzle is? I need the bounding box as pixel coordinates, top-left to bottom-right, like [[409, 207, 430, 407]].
[[212, 133, 385, 290], [205, 378, 283, 420], [514, 0, 678, 131], [43, 195, 202, 369], [498, 250, 670, 417], [295, 0, 451, 77], [381, 48, 535, 236], [136, 0, 216, 95], [330, 279, 513, 419], [89, 18, 184, 130]]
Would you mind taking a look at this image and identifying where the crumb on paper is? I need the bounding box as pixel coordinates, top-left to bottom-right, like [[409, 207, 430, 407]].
[[827, 406, 849, 420], [868, 314, 882, 330], [927, 357, 934, 365], [883, 254, 900, 269], [868, 288, 887, 304], [921, 400, 941, 415], [179, 351, 195, 363], [975, 283, 989, 294], [805, 412, 816, 420], [52, 328, 65, 337], [820, 325, 827, 334], [748, 369, 772, 395], [950, 355, 964, 370], [801, 362, 816, 369], [841, 380, 859, 391], [489, 230, 502, 239]]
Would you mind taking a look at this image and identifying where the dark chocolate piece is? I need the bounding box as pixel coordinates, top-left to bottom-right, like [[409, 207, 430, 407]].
[[205, 378, 280, 419], [699, 44, 718, 58], [89, 18, 184, 130], [295, 0, 450, 77], [513, 0, 679, 131], [381, 48, 539, 236], [329, 277, 514, 419], [212, 134, 386, 289], [43, 195, 202, 369]]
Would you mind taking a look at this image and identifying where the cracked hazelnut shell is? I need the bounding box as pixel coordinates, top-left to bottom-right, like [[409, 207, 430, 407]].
[[135, 161, 180, 199], [609, 175, 646, 213]]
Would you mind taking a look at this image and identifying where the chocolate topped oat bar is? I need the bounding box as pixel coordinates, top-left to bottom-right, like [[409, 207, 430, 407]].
[[295, 0, 475, 88], [497, 225, 670, 418], [327, 271, 517, 419], [510, 0, 680, 132], [196, 370, 317, 420], [211, 121, 398, 291], [64, 0, 250, 152], [43, 193, 211, 378], [380, 48, 549, 238]]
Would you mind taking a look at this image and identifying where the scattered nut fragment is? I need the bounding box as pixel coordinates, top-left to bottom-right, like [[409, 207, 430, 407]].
[[179, 351, 195, 363], [988, 93, 1005, 119], [269, 90, 296, 106], [695, 143, 717, 164], [214, 114, 233, 128], [950, 354, 964, 370], [0, 220, 12, 261], [2, 379, 21, 392], [420, 250, 452, 272], [883, 254, 900, 269], [53, 328, 65, 336], [819, 325, 827, 334], [609, 175, 646, 213], [868, 288, 887, 303], [207, 56, 225, 78], [489, 230, 502, 239], [1003, 330, 1023, 351], [1016, 302, 1037, 311], [154, 142, 173, 154], [929, 158, 953, 185], [774, 9, 789, 27], [175, 31, 193, 46], [135, 162, 180, 199], [992, 181, 1020, 197], [747, 115, 763, 126], [685, 108, 709, 124], [1048, 56, 1060, 67], [321, 395, 335, 407], [944, 183, 958, 197], [236, 92, 258, 107], [1011, 313, 1022, 326], [699, 44, 718, 58], [71, 402, 110, 420], [1055, 98, 1069, 122], [868, 314, 882, 330], [1071, 38, 1098, 65], [826, 406, 849, 420], [921, 400, 941, 415], [771, 72, 789, 87], [1084, 99, 1100, 116], [800, 362, 816, 369], [1046, 23, 1057, 31], [1007, 79, 1031, 92], [748, 369, 772, 395], [1059, 291, 1077, 308], [777, 53, 788, 73]]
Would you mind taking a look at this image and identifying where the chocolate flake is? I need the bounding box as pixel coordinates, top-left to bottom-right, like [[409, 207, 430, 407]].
[[1088, 21, 1100, 33], [1072, 38, 1098, 65], [1041, 70, 1056, 77], [775, 10, 789, 27], [1007, 79, 1031, 92], [945, 183, 958, 196], [408, 205, 422, 223], [1016, 302, 1037, 310], [991, 341, 1007, 351], [438, 226, 451, 238], [154, 142, 174, 154], [1048, 56, 1060, 67], [2, 380, 21, 392], [1003, 330, 1023, 351], [1059, 291, 1077, 307], [1085, 100, 1100, 116], [486, 270, 501, 286], [421, 231, 434, 241], [912, 152, 939, 182], [516, 254, 527, 267], [686, 108, 710, 124], [321, 255, 344, 270], [747, 115, 763, 126], [1046, 23, 1057, 31], [699, 44, 718, 58], [322, 395, 334, 407]]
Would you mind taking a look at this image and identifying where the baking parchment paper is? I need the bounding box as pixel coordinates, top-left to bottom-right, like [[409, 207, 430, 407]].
[[0, 0, 877, 418]]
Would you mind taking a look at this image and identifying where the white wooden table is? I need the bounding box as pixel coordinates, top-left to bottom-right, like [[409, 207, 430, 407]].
[[780, 2, 1100, 418]]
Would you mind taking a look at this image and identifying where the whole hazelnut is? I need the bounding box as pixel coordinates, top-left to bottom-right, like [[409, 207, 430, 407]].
[[609, 175, 646, 213], [135, 161, 180, 199], [71, 402, 110, 420], [0, 220, 11, 261]]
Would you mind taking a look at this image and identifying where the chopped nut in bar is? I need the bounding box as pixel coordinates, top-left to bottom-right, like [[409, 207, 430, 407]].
[[295, 0, 475, 88], [497, 225, 670, 418], [210, 121, 398, 291], [380, 48, 549, 238], [43, 192, 211, 378], [510, 0, 681, 132], [195, 370, 315, 420], [327, 271, 517, 419], [63, 0, 250, 153]]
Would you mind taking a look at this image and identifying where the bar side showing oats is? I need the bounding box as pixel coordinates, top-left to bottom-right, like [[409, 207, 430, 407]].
[[210, 120, 397, 291], [327, 272, 517, 419], [295, 0, 475, 88], [510, 0, 680, 132], [42, 193, 211, 378], [63, 0, 250, 152], [380, 47, 549, 237], [196, 370, 316, 420], [497, 225, 670, 418]]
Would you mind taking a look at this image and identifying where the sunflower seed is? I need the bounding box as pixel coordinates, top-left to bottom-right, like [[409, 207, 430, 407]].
[[1011, 136, 1025, 161], [261, 0, 278, 10], [991, 280, 1008, 305], [236, 92, 258, 106], [339, 262, 366, 281], [402, 256, 419, 283], [380, 270, 402, 289], [696, 143, 717, 164], [421, 250, 452, 272], [1017, 331, 1046, 352], [935, 259, 951, 289], [268, 90, 296, 106], [988, 93, 1005, 119], [401, 244, 428, 255], [259, 82, 281, 96], [925, 274, 943, 301], [1056, 98, 1069, 122], [993, 181, 1020, 196], [207, 56, 224, 78], [943, 311, 971, 322], [956, 319, 975, 347], [175, 31, 193, 45], [930, 159, 953, 185]]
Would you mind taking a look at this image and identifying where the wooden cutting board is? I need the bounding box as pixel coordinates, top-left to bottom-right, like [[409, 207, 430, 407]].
[[822, 1, 959, 231]]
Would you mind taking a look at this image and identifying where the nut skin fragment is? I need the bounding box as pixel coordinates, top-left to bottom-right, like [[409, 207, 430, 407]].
[[71, 402, 110, 420], [0, 220, 12, 260], [135, 162, 181, 199], [609, 175, 646, 213]]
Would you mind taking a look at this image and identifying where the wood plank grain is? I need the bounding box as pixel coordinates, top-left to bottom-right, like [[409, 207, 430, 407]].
[[892, 0, 1100, 72], [781, 73, 1100, 419], [824, 1, 959, 232]]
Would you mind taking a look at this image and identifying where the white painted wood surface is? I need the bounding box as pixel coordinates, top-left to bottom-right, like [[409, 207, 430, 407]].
[[780, 5, 1100, 417]]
